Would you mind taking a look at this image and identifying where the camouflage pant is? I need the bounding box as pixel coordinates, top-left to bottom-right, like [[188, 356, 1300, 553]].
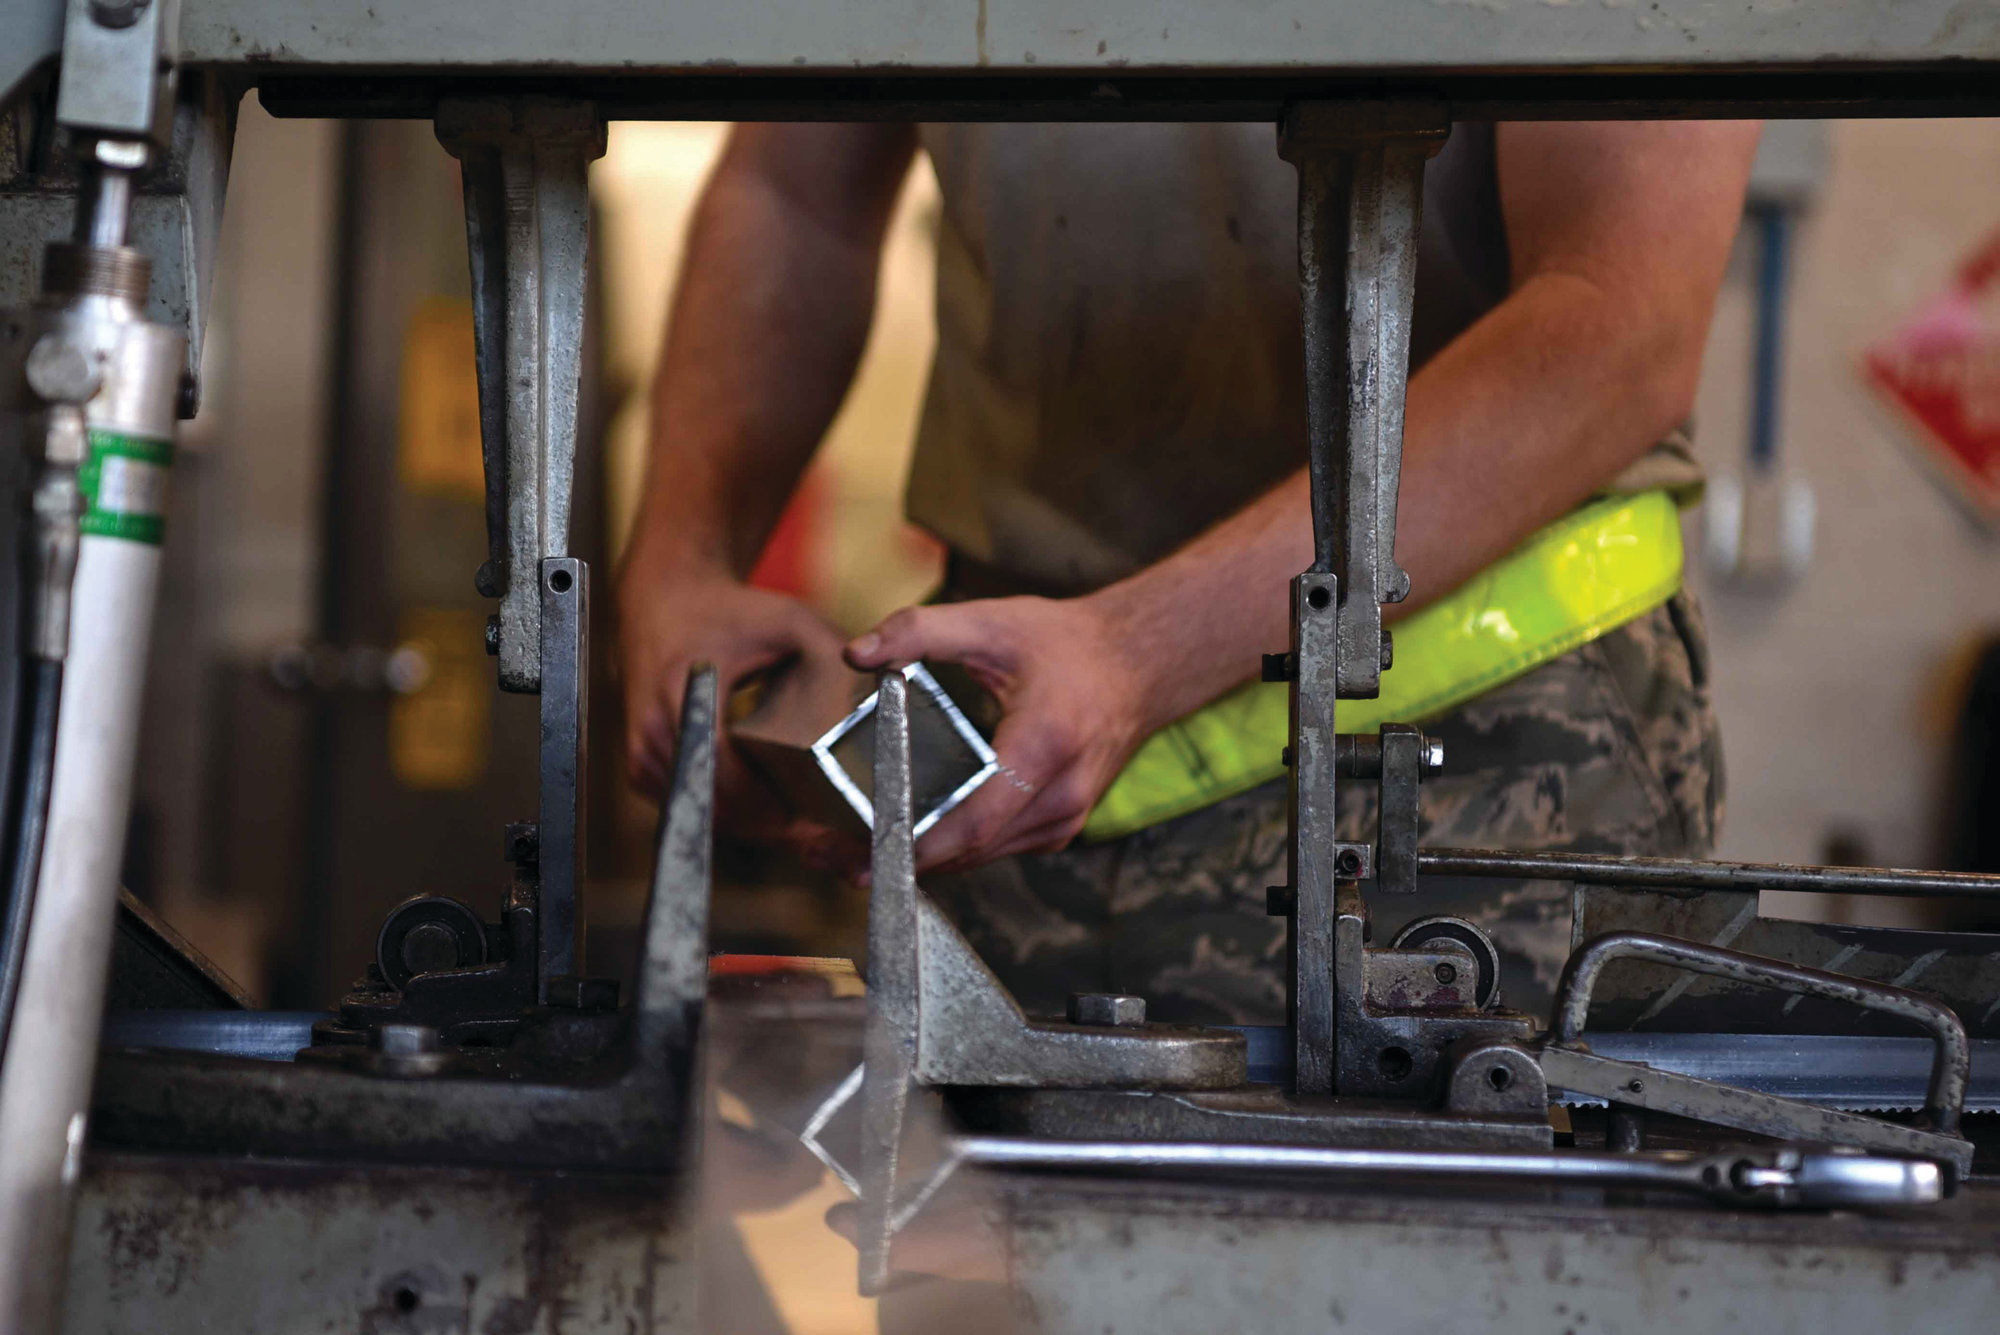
[[925, 591, 1725, 1024]]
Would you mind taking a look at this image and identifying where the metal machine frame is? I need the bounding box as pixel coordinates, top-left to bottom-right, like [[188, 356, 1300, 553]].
[[6, 3, 2000, 1332]]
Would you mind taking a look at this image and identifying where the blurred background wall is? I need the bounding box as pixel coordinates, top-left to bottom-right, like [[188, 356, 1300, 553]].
[[131, 108, 2000, 1001]]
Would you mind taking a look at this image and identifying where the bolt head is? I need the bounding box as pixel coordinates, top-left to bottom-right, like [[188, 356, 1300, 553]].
[[483, 616, 502, 655], [371, 1023, 441, 1057], [399, 921, 462, 977], [25, 336, 101, 405], [1434, 962, 1457, 985], [1068, 993, 1146, 1027], [88, 0, 148, 29]]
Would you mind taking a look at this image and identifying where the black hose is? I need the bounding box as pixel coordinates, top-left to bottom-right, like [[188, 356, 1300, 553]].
[[0, 657, 64, 1065]]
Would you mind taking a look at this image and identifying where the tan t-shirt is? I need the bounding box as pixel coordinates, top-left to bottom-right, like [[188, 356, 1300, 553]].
[[906, 122, 1698, 598]]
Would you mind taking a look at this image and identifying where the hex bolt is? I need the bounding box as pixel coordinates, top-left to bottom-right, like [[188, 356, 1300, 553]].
[[1420, 738, 1446, 776], [1379, 633, 1394, 671], [24, 335, 101, 405], [484, 616, 502, 655], [1068, 993, 1146, 1027], [1434, 962, 1457, 985]]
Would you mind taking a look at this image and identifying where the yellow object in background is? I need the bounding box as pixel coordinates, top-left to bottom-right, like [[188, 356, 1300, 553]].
[[397, 295, 486, 502], [1085, 489, 1687, 842], [389, 607, 491, 790]]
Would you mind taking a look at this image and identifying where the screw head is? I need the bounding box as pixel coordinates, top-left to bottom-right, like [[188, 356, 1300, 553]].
[[1627, 1078, 1645, 1094], [25, 335, 101, 405], [1068, 993, 1146, 1027], [483, 616, 501, 655], [1434, 962, 1458, 985], [1335, 848, 1363, 878]]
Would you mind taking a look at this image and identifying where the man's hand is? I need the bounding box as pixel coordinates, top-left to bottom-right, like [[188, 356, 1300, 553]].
[[618, 567, 849, 850], [845, 594, 1157, 873]]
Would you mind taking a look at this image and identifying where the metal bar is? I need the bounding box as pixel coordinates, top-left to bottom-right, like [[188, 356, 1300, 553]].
[[249, 72, 2000, 126], [632, 664, 715, 1059], [536, 555, 586, 1000], [949, 1136, 1946, 1210], [1418, 847, 2000, 901], [857, 670, 919, 1296], [1552, 932, 1970, 1136], [171, 0, 2000, 75]]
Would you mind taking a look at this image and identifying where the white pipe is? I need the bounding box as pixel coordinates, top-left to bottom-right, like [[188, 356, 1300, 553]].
[[0, 300, 180, 1333], [0, 534, 163, 1328]]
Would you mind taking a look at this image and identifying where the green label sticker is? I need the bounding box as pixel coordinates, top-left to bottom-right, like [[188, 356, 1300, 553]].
[[79, 429, 174, 545]]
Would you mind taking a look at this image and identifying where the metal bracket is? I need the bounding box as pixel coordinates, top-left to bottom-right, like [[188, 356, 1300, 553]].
[[1277, 100, 1446, 702], [1275, 100, 1447, 1095], [436, 97, 605, 694], [856, 671, 1246, 1291], [54, 0, 179, 145], [1541, 932, 1974, 1177]]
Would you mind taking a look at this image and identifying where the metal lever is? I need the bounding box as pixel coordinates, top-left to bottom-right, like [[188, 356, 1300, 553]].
[[1542, 932, 1975, 1177]]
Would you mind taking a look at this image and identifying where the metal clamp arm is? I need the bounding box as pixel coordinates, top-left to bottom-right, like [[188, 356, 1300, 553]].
[[1553, 931, 1970, 1137]]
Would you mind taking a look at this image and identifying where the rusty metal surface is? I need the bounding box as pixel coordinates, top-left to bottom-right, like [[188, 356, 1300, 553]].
[[999, 1173, 2000, 1335], [86, 669, 720, 1172], [66, 1153, 692, 1334], [166, 0, 2000, 82]]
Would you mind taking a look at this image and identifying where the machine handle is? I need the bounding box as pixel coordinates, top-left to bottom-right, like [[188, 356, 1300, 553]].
[[1552, 931, 1970, 1136]]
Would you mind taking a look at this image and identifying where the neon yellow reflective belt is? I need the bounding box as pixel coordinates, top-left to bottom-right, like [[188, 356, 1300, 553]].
[[1081, 488, 1684, 843]]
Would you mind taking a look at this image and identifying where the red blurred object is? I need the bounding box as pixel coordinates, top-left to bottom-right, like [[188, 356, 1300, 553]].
[[1864, 229, 2000, 525], [747, 468, 823, 597]]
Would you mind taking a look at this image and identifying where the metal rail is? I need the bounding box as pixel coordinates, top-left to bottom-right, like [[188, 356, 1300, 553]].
[[951, 1136, 1947, 1210], [1419, 848, 2000, 902]]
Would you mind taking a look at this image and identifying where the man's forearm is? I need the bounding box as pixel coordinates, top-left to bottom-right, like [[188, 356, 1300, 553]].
[[623, 124, 917, 585], [1089, 269, 1709, 737]]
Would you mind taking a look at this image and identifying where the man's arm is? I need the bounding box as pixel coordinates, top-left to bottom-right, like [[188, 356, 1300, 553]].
[[618, 122, 916, 799], [848, 119, 1761, 871]]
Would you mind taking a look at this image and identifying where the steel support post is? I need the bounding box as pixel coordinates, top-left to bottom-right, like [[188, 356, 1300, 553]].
[[435, 98, 604, 696], [536, 556, 587, 999], [1275, 102, 1446, 1094]]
